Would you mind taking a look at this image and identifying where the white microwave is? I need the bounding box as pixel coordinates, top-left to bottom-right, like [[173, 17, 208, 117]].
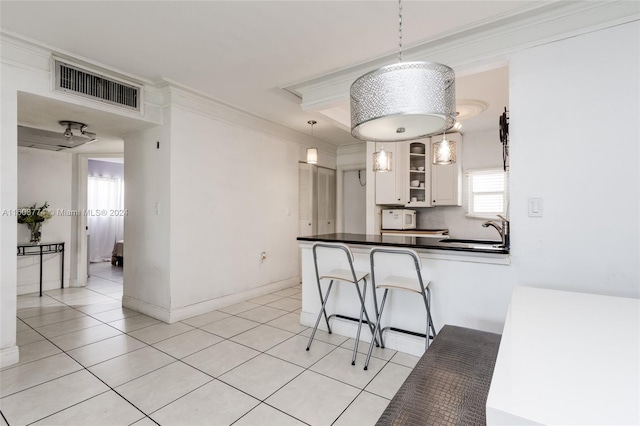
[[382, 209, 416, 230]]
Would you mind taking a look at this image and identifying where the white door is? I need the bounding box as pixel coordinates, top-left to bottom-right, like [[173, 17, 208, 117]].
[[298, 163, 316, 236], [343, 169, 366, 234], [317, 167, 336, 235]]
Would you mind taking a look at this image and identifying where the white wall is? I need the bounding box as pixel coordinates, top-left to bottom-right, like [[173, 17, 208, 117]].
[[509, 21, 639, 298], [0, 44, 56, 366], [343, 170, 367, 234], [17, 148, 73, 294], [336, 143, 367, 233], [122, 123, 172, 316], [167, 102, 301, 313], [0, 35, 161, 367], [122, 89, 335, 322], [0, 56, 20, 367]]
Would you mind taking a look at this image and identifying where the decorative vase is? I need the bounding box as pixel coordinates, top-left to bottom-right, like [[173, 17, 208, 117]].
[[28, 222, 42, 245]]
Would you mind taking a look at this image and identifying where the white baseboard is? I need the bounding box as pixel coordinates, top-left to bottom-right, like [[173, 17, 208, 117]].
[[122, 296, 172, 322], [167, 277, 300, 323], [0, 345, 20, 368], [300, 310, 427, 357], [17, 279, 65, 296], [124, 276, 300, 324]]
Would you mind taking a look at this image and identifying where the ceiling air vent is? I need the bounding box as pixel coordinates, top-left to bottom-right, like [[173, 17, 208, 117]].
[[54, 59, 141, 112]]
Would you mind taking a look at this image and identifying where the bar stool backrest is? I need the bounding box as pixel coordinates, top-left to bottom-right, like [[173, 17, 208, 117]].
[[370, 247, 425, 293], [312, 242, 358, 283]]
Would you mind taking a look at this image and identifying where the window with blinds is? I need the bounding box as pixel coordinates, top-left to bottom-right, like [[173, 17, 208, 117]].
[[466, 169, 508, 217]]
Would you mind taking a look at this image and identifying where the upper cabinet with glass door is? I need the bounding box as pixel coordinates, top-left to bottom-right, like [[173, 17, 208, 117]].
[[406, 141, 431, 208]]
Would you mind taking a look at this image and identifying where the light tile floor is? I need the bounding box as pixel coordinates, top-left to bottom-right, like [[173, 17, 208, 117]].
[[1, 262, 419, 426]]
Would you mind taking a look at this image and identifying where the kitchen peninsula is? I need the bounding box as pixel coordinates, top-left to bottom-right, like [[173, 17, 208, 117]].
[[297, 233, 514, 356]]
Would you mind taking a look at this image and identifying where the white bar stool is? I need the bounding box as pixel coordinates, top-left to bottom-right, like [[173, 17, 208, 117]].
[[364, 247, 436, 370], [306, 242, 378, 365]]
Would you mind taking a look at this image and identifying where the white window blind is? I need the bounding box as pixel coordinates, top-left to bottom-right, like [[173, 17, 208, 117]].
[[467, 169, 508, 217]]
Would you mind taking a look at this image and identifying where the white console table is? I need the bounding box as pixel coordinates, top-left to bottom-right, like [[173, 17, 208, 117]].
[[487, 286, 639, 425]]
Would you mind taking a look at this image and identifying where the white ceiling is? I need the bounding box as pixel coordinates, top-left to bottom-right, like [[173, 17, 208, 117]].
[[1, 1, 549, 150]]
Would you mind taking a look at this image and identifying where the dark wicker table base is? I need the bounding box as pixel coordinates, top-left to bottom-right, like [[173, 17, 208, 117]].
[[376, 325, 501, 426]]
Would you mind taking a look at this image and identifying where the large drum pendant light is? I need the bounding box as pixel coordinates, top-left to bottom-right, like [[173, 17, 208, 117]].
[[350, 0, 456, 142]]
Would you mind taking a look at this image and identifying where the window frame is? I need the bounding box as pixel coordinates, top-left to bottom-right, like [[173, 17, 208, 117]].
[[465, 168, 509, 219]]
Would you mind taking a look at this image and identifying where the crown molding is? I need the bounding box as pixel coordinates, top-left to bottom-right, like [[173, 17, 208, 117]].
[[287, 0, 639, 112], [159, 82, 337, 155]]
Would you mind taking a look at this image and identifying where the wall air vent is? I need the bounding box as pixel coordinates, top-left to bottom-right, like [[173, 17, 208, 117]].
[[54, 59, 141, 112]]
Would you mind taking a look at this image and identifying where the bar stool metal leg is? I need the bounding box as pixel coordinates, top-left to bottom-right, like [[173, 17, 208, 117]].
[[306, 280, 334, 351], [365, 247, 437, 370], [421, 286, 436, 349], [352, 278, 368, 365], [306, 242, 379, 364], [370, 265, 385, 350], [364, 288, 389, 370]]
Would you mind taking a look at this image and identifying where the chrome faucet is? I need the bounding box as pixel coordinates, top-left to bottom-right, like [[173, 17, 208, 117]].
[[482, 215, 510, 248]]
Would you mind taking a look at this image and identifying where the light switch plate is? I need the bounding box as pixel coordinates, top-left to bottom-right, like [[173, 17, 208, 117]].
[[528, 198, 543, 217]]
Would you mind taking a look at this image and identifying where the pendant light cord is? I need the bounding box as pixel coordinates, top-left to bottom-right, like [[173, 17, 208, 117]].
[[358, 170, 366, 186], [398, 0, 403, 62]]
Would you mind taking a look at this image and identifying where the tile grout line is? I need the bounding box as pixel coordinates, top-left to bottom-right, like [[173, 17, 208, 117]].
[[10, 269, 404, 425]]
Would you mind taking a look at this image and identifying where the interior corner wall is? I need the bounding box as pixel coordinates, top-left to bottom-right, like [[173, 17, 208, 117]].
[[167, 105, 300, 314], [0, 51, 53, 366], [122, 121, 172, 319], [17, 147, 73, 295], [509, 21, 640, 298], [0, 72, 19, 367]]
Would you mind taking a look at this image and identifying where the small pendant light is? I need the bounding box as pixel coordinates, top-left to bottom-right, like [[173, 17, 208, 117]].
[[373, 146, 392, 172], [306, 120, 318, 164], [432, 132, 456, 165]]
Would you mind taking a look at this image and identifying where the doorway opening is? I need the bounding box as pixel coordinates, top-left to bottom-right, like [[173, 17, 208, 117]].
[[87, 158, 124, 269]]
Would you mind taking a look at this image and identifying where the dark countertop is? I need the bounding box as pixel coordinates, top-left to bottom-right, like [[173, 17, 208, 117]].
[[380, 228, 449, 234], [297, 233, 509, 255]]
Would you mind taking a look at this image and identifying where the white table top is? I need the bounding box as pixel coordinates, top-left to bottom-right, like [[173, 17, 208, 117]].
[[487, 286, 640, 425]]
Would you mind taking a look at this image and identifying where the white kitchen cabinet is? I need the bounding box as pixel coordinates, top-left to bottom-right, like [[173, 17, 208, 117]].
[[406, 141, 432, 208], [431, 133, 462, 206], [374, 139, 430, 207], [374, 134, 462, 207], [374, 142, 407, 205]]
